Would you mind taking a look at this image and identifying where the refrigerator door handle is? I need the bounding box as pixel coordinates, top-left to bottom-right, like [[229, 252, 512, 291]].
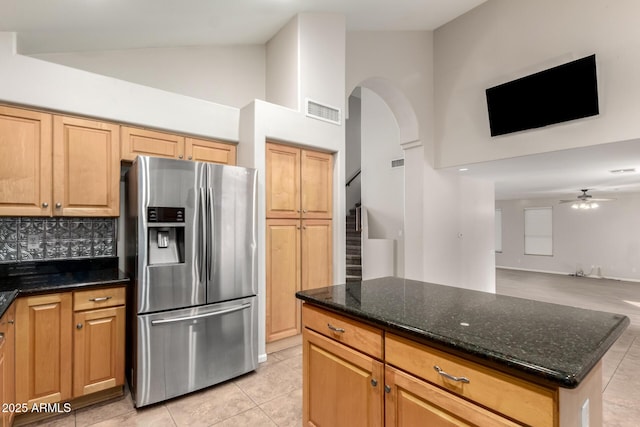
[[207, 187, 215, 281], [197, 188, 207, 283], [150, 303, 251, 325]]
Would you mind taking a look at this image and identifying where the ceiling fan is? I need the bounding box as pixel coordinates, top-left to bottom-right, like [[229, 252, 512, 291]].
[[559, 189, 615, 209]]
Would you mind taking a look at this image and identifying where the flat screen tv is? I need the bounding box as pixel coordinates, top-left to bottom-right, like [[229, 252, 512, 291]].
[[486, 54, 599, 137]]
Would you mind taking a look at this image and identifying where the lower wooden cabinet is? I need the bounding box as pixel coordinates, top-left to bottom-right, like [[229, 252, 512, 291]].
[[303, 328, 383, 427], [302, 303, 574, 427], [384, 365, 518, 427], [73, 306, 125, 397], [266, 219, 333, 343], [15, 293, 73, 406], [0, 303, 16, 427], [15, 286, 126, 411]]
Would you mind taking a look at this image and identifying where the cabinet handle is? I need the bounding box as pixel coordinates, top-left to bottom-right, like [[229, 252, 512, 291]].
[[433, 365, 470, 384], [42, 202, 48, 208], [89, 296, 112, 302], [371, 379, 378, 387], [384, 385, 391, 394], [327, 323, 345, 333], [55, 202, 62, 209], [8, 319, 14, 325], [76, 323, 83, 330]]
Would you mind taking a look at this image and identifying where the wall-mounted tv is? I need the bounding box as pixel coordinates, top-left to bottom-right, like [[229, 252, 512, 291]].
[[486, 54, 599, 137]]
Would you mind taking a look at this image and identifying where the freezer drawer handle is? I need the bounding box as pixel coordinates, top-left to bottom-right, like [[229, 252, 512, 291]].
[[89, 296, 112, 302], [150, 303, 252, 325]]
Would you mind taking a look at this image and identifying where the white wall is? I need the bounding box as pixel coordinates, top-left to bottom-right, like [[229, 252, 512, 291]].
[[31, 45, 265, 109], [266, 16, 299, 110], [298, 14, 346, 116], [361, 87, 404, 277], [347, 31, 495, 290], [434, 0, 640, 168], [0, 32, 239, 142], [496, 194, 640, 282]]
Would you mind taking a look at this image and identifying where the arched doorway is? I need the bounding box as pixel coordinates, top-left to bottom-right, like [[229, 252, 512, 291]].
[[345, 78, 422, 280]]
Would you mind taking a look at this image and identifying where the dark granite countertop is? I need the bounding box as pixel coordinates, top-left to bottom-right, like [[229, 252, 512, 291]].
[[296, 277, 630, 388], [0, 257, 129, 317]]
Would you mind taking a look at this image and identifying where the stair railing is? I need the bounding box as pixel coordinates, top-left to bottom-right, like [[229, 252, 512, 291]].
[[355, 205, 362, 232], [346, 168, 361, 187]]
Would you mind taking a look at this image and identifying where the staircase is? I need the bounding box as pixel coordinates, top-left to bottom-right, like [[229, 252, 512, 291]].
[[346, 206, 362, 283]]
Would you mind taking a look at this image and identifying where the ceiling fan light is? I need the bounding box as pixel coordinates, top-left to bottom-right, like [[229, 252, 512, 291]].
[[580, 203, 588, 209], [572, 203, 579, 209], [591, 202, 599, 208]]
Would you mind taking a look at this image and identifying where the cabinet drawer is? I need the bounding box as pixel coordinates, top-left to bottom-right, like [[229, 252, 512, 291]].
[[386, 334, 557, 427], [302, 304, 383, 359], [73, 287, 126, 311]]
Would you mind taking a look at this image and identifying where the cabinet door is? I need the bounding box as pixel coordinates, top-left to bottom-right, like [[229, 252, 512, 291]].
[[15, 293, 72, 405], [73, 306, 125, 397], [266, 219, 301, 342], [266, 142, 300, 219], [303, 328, 383, 427], [385, 365, 519, 427], [53, 116, 120, 216], [301, 219, 333, 290], [301, 149, 333, 219], [185, 137, 236, 165], [0, 304, 15, 427], [0, 105, 52, 216], [121, 126, 184, 161]]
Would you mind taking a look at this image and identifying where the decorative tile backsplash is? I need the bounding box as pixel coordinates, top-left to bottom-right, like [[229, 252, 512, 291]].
[[0, 217, 116, 263]]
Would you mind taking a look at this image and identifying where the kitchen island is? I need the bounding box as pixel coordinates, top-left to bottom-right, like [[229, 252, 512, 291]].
[[296, 277, 629, 427]]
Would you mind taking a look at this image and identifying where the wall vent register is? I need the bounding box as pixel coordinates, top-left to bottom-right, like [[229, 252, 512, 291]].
[[306, 98, 341, 125]]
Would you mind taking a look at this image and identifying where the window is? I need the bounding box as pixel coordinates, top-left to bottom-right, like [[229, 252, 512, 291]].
[[495, 209, 502, 253], [524, 207, 553, 256]]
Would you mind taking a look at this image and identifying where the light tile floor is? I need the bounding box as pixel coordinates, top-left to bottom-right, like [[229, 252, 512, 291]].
[[23, 269, 640, 426]]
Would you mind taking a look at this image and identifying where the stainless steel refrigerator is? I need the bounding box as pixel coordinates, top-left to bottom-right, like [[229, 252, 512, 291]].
[[124, 155, 257, 408]]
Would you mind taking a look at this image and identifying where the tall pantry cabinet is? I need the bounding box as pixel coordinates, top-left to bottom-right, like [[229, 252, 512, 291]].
[[265, 142, 333, 342]]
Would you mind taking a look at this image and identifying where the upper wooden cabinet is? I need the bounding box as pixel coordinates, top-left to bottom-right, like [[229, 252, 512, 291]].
[[0, 106, 120, 217], [53, 116, 120, 217], [122, 126, 237, 165], [0, 105, 52, 216], [301, 149, 333, 219], [266, 142, 333, 219], [121, 126, 184, 161], [185, 137, 236, 165]]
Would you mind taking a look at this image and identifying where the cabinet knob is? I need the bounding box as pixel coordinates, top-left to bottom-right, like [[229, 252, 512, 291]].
[[8, 319, 14, 325], [188, 156, 193, 160], [76, 323, 83, 330], [42, 202, 48, 208], [55, 202, 62, 209], [303, 209, 308, 214], [178, 155, 184, 159], [371, 379, 378, 387], [384, 385, 391, 394]]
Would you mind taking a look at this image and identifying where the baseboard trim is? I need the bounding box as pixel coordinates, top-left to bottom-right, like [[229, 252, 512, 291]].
[[496, 266, 640, 283]]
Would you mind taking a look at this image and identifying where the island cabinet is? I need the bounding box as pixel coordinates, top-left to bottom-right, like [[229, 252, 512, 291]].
[[121, 126, 237, 165], [0, 303, 16, 427], [302, 304, 384, 427], [302, 302, 605, 427]]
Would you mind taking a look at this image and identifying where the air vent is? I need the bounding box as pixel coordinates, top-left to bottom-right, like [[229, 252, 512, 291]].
[[391, 158, 404, 168], [306, 98, 341, 125]]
